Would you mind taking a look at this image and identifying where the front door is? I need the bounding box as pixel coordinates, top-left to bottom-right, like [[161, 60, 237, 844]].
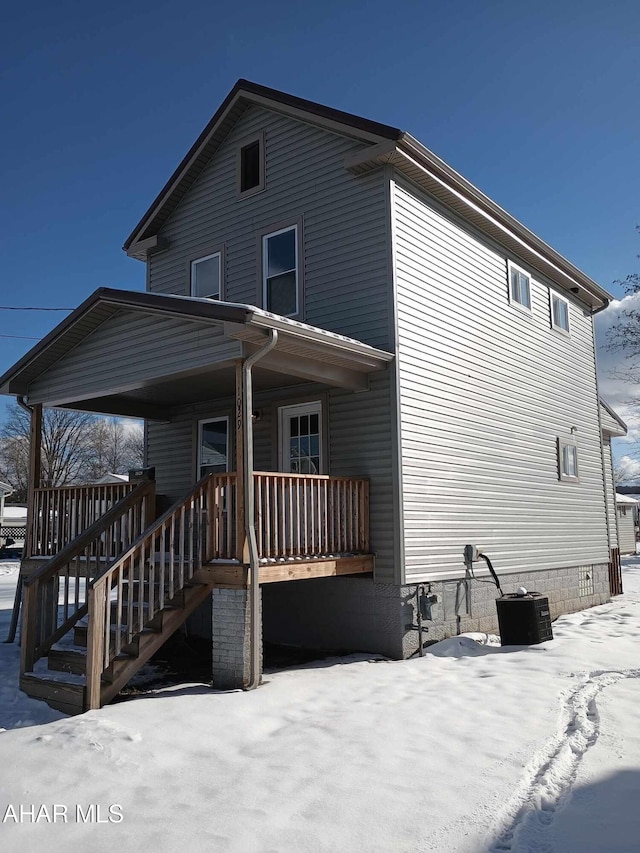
[[278, 402, 322, 474]]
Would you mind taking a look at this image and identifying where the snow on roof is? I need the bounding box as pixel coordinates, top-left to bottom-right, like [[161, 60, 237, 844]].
[[616, 493, 640, 505]]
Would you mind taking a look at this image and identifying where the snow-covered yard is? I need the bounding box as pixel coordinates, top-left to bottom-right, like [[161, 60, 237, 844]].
[[1, 558, 640, 853]]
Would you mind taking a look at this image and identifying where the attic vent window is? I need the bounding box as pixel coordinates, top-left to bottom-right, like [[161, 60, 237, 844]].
[[237, 132, 265, 198]]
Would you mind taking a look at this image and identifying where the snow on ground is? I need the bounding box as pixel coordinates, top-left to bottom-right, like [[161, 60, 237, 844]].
[[1, 558, 640, 852]]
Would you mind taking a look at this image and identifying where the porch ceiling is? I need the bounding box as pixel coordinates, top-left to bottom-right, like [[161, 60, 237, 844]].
[[0, 288, 393, 420]]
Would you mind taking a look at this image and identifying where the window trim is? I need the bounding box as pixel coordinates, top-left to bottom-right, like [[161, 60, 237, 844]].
[[259, 218, 304, 319], [278, 400, 323, 474], [236, 130, 265, 199], [197, 417, 230, 479], [507, 260, 533, 314], [558, 438, 579, 482], [550, 290, 571, 335], [189, 247, 224, 300]]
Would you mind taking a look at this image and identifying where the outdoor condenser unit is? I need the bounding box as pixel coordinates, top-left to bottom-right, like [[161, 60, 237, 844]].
[[495, 593, 553, 645]]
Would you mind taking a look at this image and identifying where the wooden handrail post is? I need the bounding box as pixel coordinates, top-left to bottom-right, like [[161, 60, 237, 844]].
[[86, 581, 106, 711], [20, 581, 38, 675]]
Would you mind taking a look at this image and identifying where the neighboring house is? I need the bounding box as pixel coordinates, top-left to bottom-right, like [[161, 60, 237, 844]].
[[0, 80, 623, 712], [615, 493, 638, 555], [0, 481, 11, 522], [91, 473, 130, 485]]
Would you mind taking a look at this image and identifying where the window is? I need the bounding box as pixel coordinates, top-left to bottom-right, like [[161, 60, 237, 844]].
[[198, 418, 229, 478], [237, 132, 265, 197], [263, 225, 298, 317], [550, 292, 570, 333], [191, 253, 221, 299], [558, 439, 578, 481], [507, 261, 531, 311], [279, 402, 322, 474]]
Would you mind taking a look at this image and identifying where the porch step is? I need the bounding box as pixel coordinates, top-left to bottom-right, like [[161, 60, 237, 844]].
[[20, 672, 85, 716], [30, 580, 214, 712]]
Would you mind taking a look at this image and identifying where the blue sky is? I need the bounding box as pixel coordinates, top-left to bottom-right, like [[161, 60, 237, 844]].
[[0, 0, 638, 421]]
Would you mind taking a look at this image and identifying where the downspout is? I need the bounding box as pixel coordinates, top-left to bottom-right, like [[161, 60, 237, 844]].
[[242, 329, 278, 690]]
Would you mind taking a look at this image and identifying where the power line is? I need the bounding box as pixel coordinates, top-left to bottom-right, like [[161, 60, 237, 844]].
[[0, 334, 41, 340], [0, 305, 72, 311]]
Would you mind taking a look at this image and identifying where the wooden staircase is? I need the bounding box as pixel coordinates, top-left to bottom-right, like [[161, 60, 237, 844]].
[[20, 475, 223, 713]]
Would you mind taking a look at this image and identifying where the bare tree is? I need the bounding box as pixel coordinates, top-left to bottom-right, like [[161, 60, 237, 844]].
[[84, 418, 144, 480], [0, 406, 144, 497], [606, 226, 640, 365]]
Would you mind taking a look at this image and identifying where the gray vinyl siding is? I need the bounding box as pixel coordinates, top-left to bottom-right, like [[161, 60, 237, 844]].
[[392, 175, 609, 582], [148, 105, 391, 350], [27, 310, 241, 406], [146, 370, 397, 580], [602, 437, 618, 549]]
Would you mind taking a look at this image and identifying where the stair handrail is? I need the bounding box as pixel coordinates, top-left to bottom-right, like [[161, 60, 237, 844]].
[[85, 472, 223, 709], [20, 480, 156, 676]]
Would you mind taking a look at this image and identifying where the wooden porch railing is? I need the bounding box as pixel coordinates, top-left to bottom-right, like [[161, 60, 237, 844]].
[[254, 472, 369, 559], [86, 472, 231, 708], [29, 482, 137, 557], [20, 481, 155, 676]]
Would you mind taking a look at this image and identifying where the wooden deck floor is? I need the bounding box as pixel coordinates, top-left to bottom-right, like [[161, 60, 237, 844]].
[[195, 554, 374, 588]]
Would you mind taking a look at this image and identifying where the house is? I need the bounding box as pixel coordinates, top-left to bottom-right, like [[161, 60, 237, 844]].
[[0, 80, 622, 713], [615, 493, 638, 555]]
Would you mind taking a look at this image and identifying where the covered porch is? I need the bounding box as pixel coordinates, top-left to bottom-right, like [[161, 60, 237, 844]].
[[0, 288, 393, 709]]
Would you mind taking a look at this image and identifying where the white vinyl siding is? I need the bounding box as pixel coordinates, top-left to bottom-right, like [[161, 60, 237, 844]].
[[392, 175, 609, 582]]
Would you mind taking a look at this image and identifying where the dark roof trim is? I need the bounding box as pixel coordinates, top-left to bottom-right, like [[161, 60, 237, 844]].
[[123, 79, 401, 255]]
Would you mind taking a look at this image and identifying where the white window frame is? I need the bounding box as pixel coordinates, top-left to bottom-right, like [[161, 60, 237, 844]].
[[190, 252, 222, 300], [550, 290, 570, 334], [197, 417, 229, 479], [558, 438, 579, 482], [278, 401, 323, 474], [507, 260, 532, 313], [237, 130, 265, 199], [262, 224, 299, 318]]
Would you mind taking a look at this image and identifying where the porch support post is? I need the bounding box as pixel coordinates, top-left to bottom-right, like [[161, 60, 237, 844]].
[[234, 360, 245, 563], [242, 331, 278, 690]]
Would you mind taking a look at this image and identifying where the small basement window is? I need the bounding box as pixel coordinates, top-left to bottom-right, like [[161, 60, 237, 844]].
[[550, 292, 570, 333], [191, 252, 221, 299], [507, 261, 532, 312], [238, 132, 265, 197], [558, 439, 578, 481]]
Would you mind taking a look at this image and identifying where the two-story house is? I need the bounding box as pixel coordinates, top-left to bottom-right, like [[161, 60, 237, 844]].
[[0, 80, 620, 714]]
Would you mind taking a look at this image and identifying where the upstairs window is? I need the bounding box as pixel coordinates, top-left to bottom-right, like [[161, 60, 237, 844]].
[[507, 261, 531, 312], [550, 292, 570, 333], [191, 252, 221, 299], [237, 132, 265, 198], [262, 225, 298, 317], [558, 439, 578, 481]]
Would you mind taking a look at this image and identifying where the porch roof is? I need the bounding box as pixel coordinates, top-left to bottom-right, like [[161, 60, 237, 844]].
[[0, 288, 393, 419]]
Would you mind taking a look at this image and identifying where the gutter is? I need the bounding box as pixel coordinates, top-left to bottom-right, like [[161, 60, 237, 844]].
[[242, 329, 278, 690]]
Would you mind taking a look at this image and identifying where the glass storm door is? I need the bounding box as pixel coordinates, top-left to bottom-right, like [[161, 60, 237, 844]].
[[279, 402, 322, 474]]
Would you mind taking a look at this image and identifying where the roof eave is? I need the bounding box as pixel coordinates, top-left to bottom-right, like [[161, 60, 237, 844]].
[[123, 79, 402, 256]]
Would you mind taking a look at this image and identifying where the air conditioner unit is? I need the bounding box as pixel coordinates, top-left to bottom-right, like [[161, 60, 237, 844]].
[[495, 593, 553, 645]]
